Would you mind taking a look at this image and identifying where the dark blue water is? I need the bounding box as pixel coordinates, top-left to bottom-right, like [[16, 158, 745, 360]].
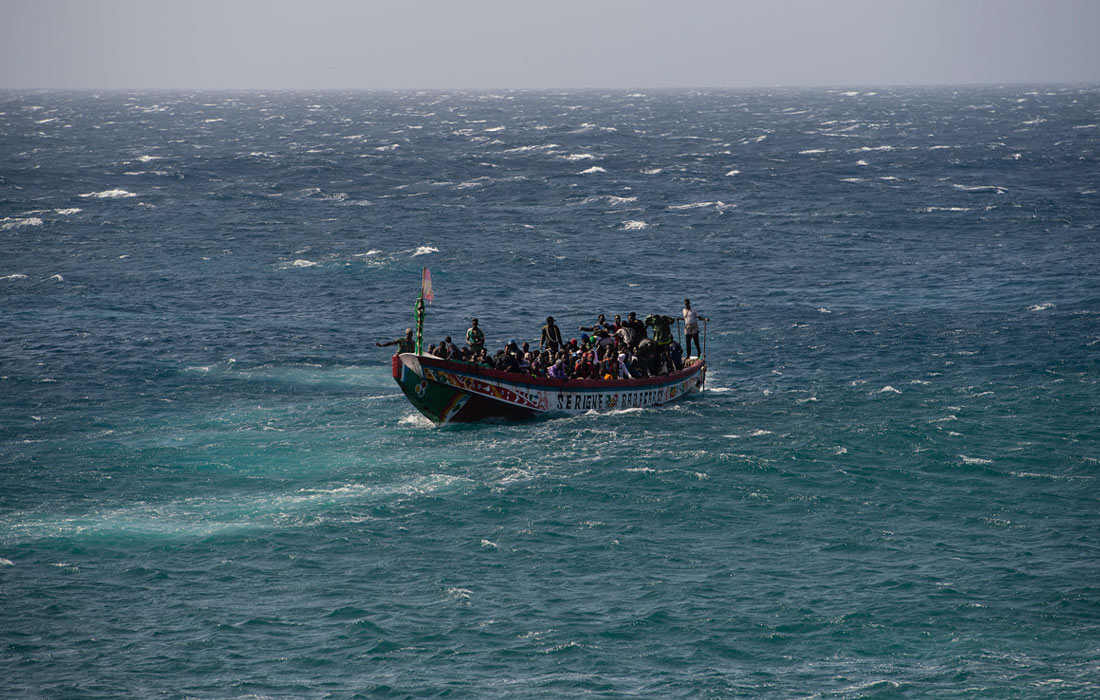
[[2, 87, 1099, 698]]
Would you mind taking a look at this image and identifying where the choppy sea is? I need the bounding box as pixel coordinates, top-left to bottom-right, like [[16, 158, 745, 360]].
[[2, 87, 1099, 698]]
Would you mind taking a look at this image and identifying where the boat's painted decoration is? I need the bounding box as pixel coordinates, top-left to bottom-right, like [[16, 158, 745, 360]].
[[392, 353, 706, 423]]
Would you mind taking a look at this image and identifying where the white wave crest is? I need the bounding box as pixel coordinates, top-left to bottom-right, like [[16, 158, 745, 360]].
[[581, 195, 637, 206], [960, 455, 993, 465], [877, 385, 901, 394], [642, 167, 663, 175], [290, 259, 318, 268], [562, 153, 597, 161], [579, 166, 606, 175], [724, 169, 740, 176], [953, 184, 1006, 195], [1, 217, 43, 230], [620, 220, 648, 230], [412, 246, 439, 256], [667, 201, 714, 211], [799, 149, 828, 155], [55, 208, 81, 215], [502, 143, 560, 154], [1, 273, 29, 281], [606, 195, 637, 205], [45, 274, 63, 283], [80, 188, 137, 199], [1027, 303, 1054, 312]]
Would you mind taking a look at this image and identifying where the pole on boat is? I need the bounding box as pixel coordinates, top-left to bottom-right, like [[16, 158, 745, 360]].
[[703, 318, 707, 361], [676, 318, 682, 347], [414, 293, 424, 355], [416, 267, 434, 355]]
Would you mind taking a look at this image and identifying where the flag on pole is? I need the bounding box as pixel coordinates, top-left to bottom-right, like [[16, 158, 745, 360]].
[[421, 267, 434, 304]]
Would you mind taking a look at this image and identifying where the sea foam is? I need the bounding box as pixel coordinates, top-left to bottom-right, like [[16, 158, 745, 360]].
[[80, 189, 137, 199], [1, 217, 43, 230]]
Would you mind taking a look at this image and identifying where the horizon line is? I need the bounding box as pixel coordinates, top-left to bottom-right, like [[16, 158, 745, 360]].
[[3, 81, 1099, 93]]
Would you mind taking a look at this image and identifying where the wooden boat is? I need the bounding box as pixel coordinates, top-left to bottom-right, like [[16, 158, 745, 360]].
[[388, 267, 707, 423], [392, 352, 706, 423]]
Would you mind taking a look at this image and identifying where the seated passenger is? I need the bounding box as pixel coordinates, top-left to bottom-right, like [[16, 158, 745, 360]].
[[669, 340, 684, 371], [435, 338, 451, 359], [548, 359, 567, 379], [635, 338, 659, 377], [600, 354, 618, 380], [618, 353, 633, 379]]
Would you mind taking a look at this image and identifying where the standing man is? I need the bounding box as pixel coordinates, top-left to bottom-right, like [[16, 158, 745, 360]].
[[377, 328, 416, 354], [579, 314, 612, 334], [682, 299, 709, 358], [466, 318, 485, 354], [645, 313, 678, 374], [540, 316, 564, 353], [625, 312, 647, 348]]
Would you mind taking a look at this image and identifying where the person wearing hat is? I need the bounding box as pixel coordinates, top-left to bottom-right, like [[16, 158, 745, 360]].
[[682, 298, 709, 358], [540, 315, 563, 353], [376, 328, 416, 354], [466, 318, 484, 354]]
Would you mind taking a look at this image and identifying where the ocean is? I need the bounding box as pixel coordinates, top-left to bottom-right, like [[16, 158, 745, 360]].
[[2, 86, 1098, 698]]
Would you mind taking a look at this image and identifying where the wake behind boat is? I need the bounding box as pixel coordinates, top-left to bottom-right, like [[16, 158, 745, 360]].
[[385, 268, 708, 424]]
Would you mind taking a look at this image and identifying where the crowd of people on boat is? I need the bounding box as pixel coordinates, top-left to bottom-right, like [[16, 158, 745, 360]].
[[378, 300, 709, 381]]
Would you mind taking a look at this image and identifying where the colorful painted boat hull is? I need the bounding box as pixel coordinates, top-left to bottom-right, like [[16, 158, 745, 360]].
[[392, 353, 706, 423]]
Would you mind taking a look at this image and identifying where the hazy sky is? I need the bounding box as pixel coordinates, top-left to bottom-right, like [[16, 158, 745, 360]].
[[2, 0, 1099, 89]]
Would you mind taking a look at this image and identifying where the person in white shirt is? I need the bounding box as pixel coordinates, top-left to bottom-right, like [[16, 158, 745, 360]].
[[682, 298, 709, 357]]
